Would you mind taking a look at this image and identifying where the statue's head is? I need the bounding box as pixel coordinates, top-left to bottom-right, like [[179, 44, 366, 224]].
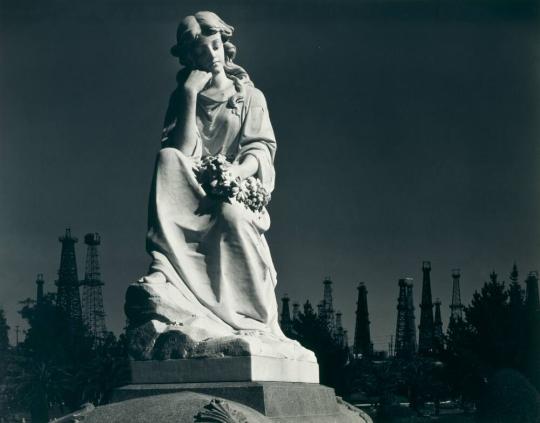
[[170, 11, 237, 70]]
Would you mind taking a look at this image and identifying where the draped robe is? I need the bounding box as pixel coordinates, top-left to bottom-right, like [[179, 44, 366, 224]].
[[139, 83, 284, 338]]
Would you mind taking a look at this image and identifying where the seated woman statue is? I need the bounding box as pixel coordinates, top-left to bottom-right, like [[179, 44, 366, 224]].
[[125, 11, 316, 363]]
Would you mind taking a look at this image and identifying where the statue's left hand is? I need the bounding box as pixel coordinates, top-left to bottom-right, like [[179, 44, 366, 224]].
[[228, 163, 244, 181], [230, 155, 259, 181]]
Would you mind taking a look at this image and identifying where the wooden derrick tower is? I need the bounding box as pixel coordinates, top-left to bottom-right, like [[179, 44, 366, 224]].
[[433, 298, 444, 353], [56, 228, 82, 325], [353, 282, 372, 357], [81, 233, 107, 343], [525, 271, 540, 312], [395, 278, 416, 358], [450, 269, 464, 321], [280, 294, 293, 337], [418, 261, 435, 355], [35, 273, 45, 304], [321, 277, 336, 335]]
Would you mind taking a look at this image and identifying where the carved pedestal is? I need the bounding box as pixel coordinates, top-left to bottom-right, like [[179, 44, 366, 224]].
[[130, 356, 319, 384], [107, 381, 371, 423]]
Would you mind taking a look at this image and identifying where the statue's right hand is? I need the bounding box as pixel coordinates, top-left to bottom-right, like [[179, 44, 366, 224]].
[[183, 70, 212, 97]]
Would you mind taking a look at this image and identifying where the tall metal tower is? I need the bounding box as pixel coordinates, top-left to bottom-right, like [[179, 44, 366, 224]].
[[433, 298, 444, 353], [335, 311, 346, 348], [292, 302, 300, 321], [418, 261, 435, 355], [35, 273, 44, 304], [508, 263, 523, 308], [395, 278, 416, 358], [353, 282, 372, 357], [525, 271, 540, 312], [450, 269, 464, 321], [280, 294, 293, 336], [56, 228, 82, 324], [320, 277, 336, 334], [405, 280, 417, 353], [81, 233, 107, 342], [510, 263, 519, 284]]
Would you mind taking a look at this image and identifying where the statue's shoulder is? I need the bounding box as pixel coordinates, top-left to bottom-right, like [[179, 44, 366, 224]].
[[243, 85, 268, 108]]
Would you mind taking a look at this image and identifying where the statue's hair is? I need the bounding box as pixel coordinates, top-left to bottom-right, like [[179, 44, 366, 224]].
[[171, 11, 252, 88]]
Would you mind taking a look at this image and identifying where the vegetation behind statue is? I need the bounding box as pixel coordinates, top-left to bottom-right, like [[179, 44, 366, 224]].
[[1, 294, 129, 423]]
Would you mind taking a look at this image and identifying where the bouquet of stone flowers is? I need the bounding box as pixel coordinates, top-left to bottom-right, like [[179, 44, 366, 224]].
[[194, 155, 270, 213]]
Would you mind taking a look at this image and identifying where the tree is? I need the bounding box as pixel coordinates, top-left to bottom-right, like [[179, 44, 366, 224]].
[[0, 307, 10, 382], [6, 293, 129, 421], [291, 301, 350, 393], [0, 308, 11, 418], [0, 308, 9, 353], [444, 268, 540, 405]]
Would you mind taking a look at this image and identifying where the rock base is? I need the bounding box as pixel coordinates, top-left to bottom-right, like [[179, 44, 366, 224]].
[[130, 356, 319, 384]]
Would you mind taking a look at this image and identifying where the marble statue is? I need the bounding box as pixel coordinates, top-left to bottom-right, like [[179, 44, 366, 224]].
[[125, 11, 316, 367]]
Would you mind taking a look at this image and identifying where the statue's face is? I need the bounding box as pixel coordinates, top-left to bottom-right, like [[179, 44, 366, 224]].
[[192, 33, 225, 75]]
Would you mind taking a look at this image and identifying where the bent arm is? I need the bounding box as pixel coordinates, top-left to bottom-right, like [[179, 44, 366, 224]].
[[161, 70, 211, 156], [168, 90, 198, 156]]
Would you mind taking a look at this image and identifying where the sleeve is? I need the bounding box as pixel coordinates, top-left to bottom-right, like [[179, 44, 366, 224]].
[[237, 88, 277, 193], [160, 90, 179, 147], [160, 89, 202, 158]]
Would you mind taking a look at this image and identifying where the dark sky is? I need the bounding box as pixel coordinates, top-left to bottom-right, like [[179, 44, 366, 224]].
[[1, 0, 539, 351]]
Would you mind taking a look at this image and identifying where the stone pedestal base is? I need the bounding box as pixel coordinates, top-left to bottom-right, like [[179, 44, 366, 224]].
[[130, 356, 319, 384], [71, 359, 371, 422], [114, 382, 335, 417], [110, 382, 371, 423]]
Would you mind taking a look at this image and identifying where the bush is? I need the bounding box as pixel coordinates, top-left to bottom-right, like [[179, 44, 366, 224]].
[[476, 368, 540, 423]]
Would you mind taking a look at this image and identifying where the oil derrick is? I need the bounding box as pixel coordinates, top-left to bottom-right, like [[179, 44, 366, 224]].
[[405, 280, 417, 353], [317, 302, 324, 318], [81, 233, 107, 343], [292, 302, 300, 321], [525, 271, 540, 312], [508, 263, 523, 308], [280, 294, 293, 336], [450, 269, 464, 321], [320, 277, 336, 334], [418, 261, 435, 355], [35, 273, 45, 304], [433, 298, 444, 353], [395, 278, 416, 358], [335, 311, 348, 348], [56, 228, 82, 325], [353, 282, 372, 357], [335, 311, 344, 346]]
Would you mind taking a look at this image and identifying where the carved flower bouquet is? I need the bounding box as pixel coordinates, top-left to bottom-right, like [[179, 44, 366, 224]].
[[194, 154, 270, 213]]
